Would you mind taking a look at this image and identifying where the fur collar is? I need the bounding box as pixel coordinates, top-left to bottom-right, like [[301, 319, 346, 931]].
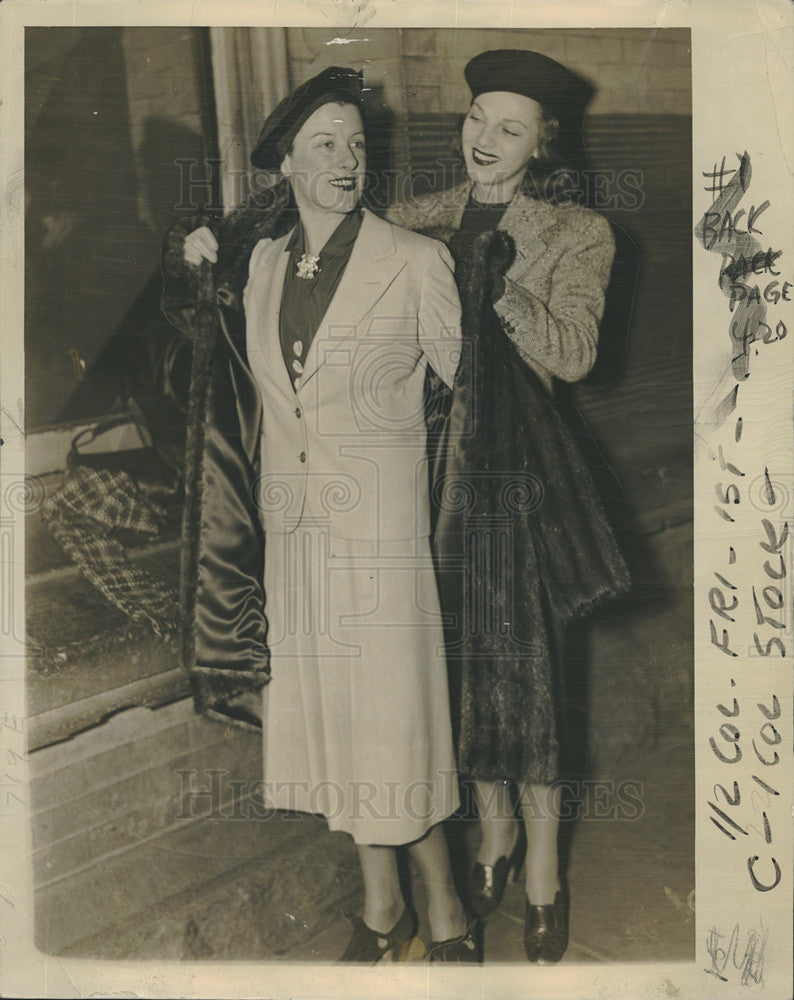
[[393, 181, 564, 280]]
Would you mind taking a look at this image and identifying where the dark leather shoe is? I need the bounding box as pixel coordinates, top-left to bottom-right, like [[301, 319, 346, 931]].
[[426, 916, 483, 963], [339, 907, 418, 963], [524, 889, 568, 963], [467, 829, 523, 918]]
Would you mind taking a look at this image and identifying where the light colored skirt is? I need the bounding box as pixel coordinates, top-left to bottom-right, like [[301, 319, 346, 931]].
[[261, 526, 460, 845]]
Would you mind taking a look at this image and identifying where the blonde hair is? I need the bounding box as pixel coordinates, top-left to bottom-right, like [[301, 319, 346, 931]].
[[452, 105, 584, 206]]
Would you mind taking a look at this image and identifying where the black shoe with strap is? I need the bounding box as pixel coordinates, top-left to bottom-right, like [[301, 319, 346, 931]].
[[426, 915, 483, 963], [338, 907, 418, 964]]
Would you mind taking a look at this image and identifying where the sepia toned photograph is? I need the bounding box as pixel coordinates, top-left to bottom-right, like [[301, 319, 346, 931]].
[[4, 3, 793, 997], [20, 23, 695, 969]]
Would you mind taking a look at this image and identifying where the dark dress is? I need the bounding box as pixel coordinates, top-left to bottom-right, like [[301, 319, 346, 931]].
[[433, 195, 629, 785]]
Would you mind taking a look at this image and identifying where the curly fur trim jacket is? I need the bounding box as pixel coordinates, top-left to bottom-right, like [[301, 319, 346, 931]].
[[385, 181, 616, 392]]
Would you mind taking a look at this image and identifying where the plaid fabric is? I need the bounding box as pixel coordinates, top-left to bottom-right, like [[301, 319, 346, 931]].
[[41, 465, 179, 638]]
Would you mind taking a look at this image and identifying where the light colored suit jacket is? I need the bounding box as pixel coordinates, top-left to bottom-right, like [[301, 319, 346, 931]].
[[242, 207, 462, 541], [386, 182, 615, 393]]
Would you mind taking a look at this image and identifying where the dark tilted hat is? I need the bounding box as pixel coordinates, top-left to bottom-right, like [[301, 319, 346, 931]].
[[464, 49, 594, 120], [250, 66, 365, 171]]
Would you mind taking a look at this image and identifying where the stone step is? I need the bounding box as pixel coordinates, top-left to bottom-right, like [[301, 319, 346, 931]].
[[54, 738, 694, 964], [29, 666, 187, 753], [31, 702, 266, 954], [56, 815, 362, 960]]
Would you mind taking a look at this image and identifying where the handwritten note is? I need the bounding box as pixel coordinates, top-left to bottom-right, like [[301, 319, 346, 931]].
[[695, 151, 791, 992]]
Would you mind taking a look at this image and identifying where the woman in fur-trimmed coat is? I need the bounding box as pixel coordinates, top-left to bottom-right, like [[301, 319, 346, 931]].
[[162, 67, 483, 963], [387, 49, 630, 963]]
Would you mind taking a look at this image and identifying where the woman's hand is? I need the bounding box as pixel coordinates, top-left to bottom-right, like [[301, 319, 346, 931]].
[[184, 225, 218, 266]]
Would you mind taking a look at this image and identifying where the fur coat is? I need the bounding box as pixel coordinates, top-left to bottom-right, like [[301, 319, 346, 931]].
[[161, 182, 296, 726], [388, 185, 630, 781], [435, 227, 630, 780]]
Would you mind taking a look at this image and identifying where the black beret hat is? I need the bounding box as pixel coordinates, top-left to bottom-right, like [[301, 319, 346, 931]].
[[464, 49, 594, 120], [250, 66, 364, 171]]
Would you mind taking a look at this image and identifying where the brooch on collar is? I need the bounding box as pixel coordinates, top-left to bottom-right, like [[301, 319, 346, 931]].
[[296, 252, 321, 279]]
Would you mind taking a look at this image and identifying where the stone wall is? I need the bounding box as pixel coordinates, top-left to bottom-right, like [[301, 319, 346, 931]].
[[284, 27, 691, 117], [121, 27, 217, 237]]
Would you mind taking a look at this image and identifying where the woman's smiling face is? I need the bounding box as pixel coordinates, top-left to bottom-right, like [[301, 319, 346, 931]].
[[461, 91, 544, 202], [280, 101, 366, 214]]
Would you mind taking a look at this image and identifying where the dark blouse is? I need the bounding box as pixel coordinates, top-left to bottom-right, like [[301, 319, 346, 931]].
[[279, 208, 363, 389], [458, 194, 510, 238], [456, 194, 512, 305]]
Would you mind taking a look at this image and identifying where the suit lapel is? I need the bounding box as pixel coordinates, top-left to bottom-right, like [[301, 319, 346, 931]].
[[245, 235, 294, 399], [501, 194, 557, 275], [301, 209, 407, 385], [262, 241, 293, 392]]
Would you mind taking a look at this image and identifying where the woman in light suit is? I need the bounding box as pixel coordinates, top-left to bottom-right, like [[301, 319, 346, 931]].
[[174, 67, 479, 962]]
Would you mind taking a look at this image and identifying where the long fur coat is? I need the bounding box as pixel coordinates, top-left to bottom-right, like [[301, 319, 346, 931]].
[[161, 183, 296, 726], [403, 205, 631, 782]]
